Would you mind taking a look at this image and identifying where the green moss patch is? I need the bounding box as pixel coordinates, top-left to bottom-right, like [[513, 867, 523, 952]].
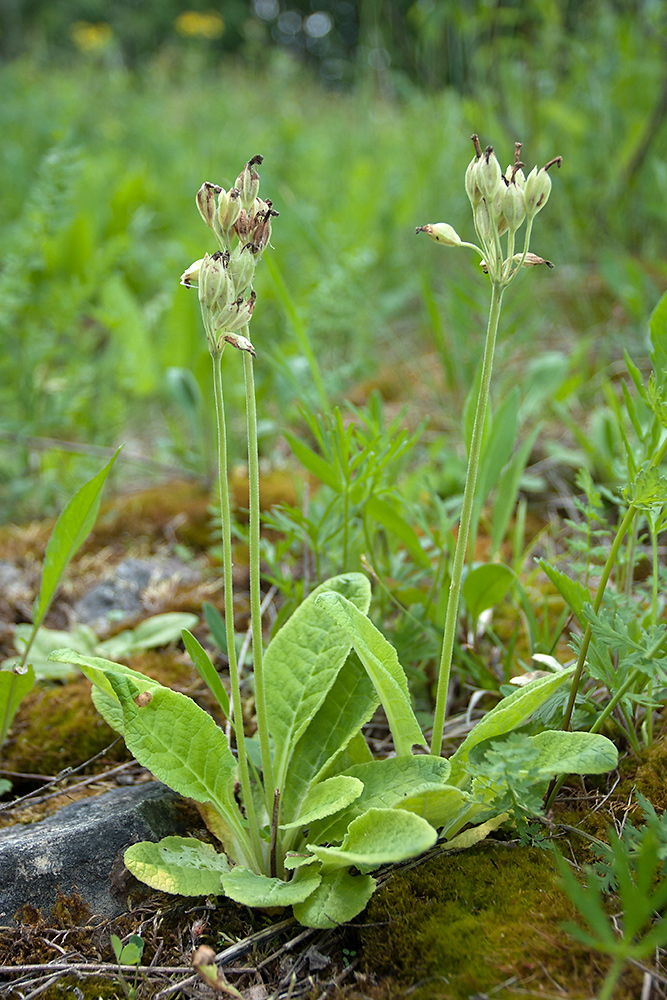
[[356, 842, 642, 999]]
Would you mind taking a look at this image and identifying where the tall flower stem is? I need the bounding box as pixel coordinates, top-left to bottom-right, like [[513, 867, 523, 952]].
[[212, 347, 263, 868], [242, 349, 275, 807], [430, 281, 505, 755]]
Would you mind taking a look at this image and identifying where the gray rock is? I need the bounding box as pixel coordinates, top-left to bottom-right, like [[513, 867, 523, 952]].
[[0, 783, 192, 923], [72, 557, 200, 632]]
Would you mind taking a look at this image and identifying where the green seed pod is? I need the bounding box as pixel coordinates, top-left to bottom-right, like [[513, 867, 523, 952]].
[[218, 188, 241, 234], [524, 166, 552, 217], [228, 244, 255, 295], [198, 252, 232, 314], [216, 291, 257, 334], [465, 157, 482, 210], [196, 182, 221, 229], [235, 155, 263, 211], [415, 222, 463, 247], [474, 199, 494, 246], [503, 181, 526, 233], [477, 147, 502, 201]]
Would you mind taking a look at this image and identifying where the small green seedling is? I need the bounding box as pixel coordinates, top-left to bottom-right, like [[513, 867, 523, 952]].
[[111, 932, 144, 999]]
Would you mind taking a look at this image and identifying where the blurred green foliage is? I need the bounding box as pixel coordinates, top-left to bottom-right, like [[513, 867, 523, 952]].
[[0, 1, 665, 518]]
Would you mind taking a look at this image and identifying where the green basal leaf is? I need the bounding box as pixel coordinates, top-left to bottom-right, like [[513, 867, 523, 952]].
[[109, 674, 235, 806], [284, 852, 319, 870], [309, 756, 452, 844], [315, 592, 425, 756], [399, 784, 475, 835], [221, 865, 322, 907], [182, 628, 231, 721], [538, 561, 592, 623], [124, 836, 229, 896], [279, 775, 363, 830], [462, 563, 515, 624], [265, 573, 371, 789], [50, 653, 254, 868], [0, 665, 35, 745], [279, 655, 378, 828], [292, 869, 376, 929], [33, 449, 121, 630], [308, 807, 437, 871], [528, 730, 618, 776], [49, 649, 169, 735], [109, 672, 256, 868], [449, 668, 573, 782]]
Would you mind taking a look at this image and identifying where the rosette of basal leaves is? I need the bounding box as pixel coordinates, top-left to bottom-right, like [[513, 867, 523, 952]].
[[51, 572, 618, 929]]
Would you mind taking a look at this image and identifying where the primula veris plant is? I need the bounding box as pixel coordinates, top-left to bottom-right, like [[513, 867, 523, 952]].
[[52, 148, 617, 929]]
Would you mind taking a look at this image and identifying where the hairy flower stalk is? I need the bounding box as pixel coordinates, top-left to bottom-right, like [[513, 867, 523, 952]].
[[417, 134, 561, 755], [182, 157, 278, 856]]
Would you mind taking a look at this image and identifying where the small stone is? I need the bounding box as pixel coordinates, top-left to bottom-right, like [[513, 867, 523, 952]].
[[0, 783, 190, 924]]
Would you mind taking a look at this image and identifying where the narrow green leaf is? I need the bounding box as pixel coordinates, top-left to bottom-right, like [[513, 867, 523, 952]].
[[449, 668, 573, 780], [265, 573, 371, 789], [539, 561, 592, 623], [284, 431, 340, 491], [462, 563, 515, 624], [292, 869, 376, 928], [203, 601, 228, 656], [443, 812, 509, 850], [221, 866, 321, 907], [182, 629, 230, 721], [365, 496, 430, 569], [650, 289, 667, 361], [124, 836, 229, 895], [0, 665, 35, 745], [308, 807, 437, 870], [315, 592, 425, 756], [111, 935, 122, 962], [280, 775, 363, 830], [34, 449, 121, 629]]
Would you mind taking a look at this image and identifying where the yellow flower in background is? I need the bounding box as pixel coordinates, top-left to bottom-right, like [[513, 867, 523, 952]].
[[70, 21, 114, 52], [175, 10, 225, 40]]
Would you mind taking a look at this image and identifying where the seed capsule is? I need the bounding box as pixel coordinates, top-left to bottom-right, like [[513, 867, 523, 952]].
[[195, 182, 222, 229], [477, 146, 502, 201], [415, 222, 463, 246], [235, 154, 263, 211]]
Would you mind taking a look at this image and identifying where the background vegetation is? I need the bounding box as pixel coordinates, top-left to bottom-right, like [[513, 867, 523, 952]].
[[0, 0, 665, 521]]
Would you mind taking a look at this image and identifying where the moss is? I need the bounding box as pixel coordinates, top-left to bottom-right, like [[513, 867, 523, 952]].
[[2, 677, 126, 778], [353, 842, 643, 1000], [25, 975, 120, 999]]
